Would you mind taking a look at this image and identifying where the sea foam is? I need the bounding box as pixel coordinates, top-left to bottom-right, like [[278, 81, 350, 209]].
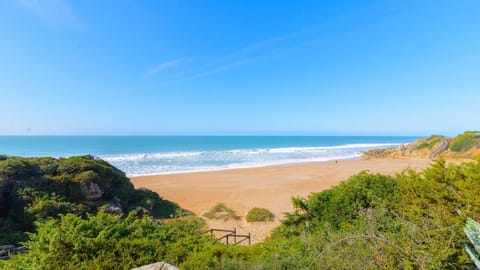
[[101, 143, 399, 176]]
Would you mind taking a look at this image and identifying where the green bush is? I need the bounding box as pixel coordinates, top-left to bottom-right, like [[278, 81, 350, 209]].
[[246, 207, 274, 222], [0, 155, 183, 245], [203, 203, 237, 221], [128, 188, 185, 218], [0, 212, 210, 270], [278, 160, 480, 269], [450, 131, 479, 152], [285, 172, 399, 227], [415, 135, 443, 150], [0, 157, 42, 181]]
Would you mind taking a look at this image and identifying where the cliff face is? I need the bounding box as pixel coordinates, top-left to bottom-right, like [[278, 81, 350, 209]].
[[0, 155, 181, 244], [362, 132, 480, 160], [362, 135, 445, 159], [362, 145, 430, 159]]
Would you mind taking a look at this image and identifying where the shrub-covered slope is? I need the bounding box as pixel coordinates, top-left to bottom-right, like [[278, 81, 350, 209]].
[[182, 160, 480, 269], [363, 131, 480, 160], [267, 160, 479, 268], [447, 131, 480, 158], [179, 160, 480, 269], [0, 155, 182, 245], [2, 158, 480, 269]]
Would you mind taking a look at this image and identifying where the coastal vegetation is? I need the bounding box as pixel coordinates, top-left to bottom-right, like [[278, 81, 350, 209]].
[[203, 203, 238, 221], [0, 155, 182, 245], [246, 207, 274, 222], [183, 159, 480, 269], [414, 134, 444, 150], [2, 152, 480, 269], [464, 217, 480, 268], [363, 131, 480, 160], [450, 131, 480, 152], [1, 213, 209, 270]]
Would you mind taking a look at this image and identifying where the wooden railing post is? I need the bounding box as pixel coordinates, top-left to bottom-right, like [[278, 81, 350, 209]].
[[201, 228, 251, 246], [234, 228, 237, 244]]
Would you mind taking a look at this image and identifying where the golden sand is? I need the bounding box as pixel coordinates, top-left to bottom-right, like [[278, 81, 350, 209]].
[[131, 158, 431, 243]]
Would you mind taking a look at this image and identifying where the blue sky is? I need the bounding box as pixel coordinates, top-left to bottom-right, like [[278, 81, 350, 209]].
[[0, 0, 479, 136]]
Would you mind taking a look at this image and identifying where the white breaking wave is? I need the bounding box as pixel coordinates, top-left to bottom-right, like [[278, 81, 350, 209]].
[[101, 143, 400, 176], [122, 154, 362, 177], [101, 151, 203, 161]]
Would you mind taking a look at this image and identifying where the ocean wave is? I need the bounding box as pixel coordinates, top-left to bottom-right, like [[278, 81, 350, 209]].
[[261, 143, 398, 153], [102, 151, 203, 161], [125, 153, 361, 176], [101, 143, 399, 176], [101, 143, 398, 162]]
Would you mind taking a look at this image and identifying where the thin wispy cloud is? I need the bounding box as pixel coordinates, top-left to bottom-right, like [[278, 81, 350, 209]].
[[183, 58, 257, 82], [162, 2, 437, 84], [165, 31, 308, 84], [200, 32, 300, 71], [145, 59, 189, 78], [13, 0, 81, 27]]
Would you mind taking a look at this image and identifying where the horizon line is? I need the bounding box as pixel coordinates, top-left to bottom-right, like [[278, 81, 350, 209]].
[[0, 134, 427, 137]]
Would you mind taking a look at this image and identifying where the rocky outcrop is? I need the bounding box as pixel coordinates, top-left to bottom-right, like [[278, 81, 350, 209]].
[[103, 196, 123, 214], [0, 155, 182, 245], [80, 181, 104, 201], [362, 132, 480, 160], [362, 136, 446, 160], [362, 144, 431, 159]]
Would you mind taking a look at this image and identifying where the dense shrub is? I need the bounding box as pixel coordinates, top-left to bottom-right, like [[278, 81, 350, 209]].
[[0, 156, 182, 245], [269, 160, 480, 269], [450, 131, 480, 152], [285, 172, 399, 227], [0, 212, 210, 270], [246, 207, 274, 222], [184, 160, 480, 269], [129, 188, 185, 218]]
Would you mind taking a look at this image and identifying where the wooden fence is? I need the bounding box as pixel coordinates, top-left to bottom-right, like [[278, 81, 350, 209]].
[[202, 228, 251, 246], [0, 245, 26, 259]]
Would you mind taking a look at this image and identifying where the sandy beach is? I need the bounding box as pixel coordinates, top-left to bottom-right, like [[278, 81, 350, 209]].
[[131, 158, 432, 243]]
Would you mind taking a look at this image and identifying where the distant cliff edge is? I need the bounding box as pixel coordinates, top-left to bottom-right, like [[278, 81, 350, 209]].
[[362, 131, 480, 160]]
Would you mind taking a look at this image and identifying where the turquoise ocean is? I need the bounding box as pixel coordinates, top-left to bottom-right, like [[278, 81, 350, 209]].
[[0, 136, 419, 176]]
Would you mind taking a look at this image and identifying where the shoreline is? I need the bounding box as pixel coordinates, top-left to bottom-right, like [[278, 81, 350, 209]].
[[125, 156, 362, 177], [131, 158, 432, 243], [99, 141, 410, 177]]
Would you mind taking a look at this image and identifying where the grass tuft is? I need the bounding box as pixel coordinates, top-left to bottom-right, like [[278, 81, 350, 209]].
[[246, 207, 274, 222], [203, 203, 238, 221]]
